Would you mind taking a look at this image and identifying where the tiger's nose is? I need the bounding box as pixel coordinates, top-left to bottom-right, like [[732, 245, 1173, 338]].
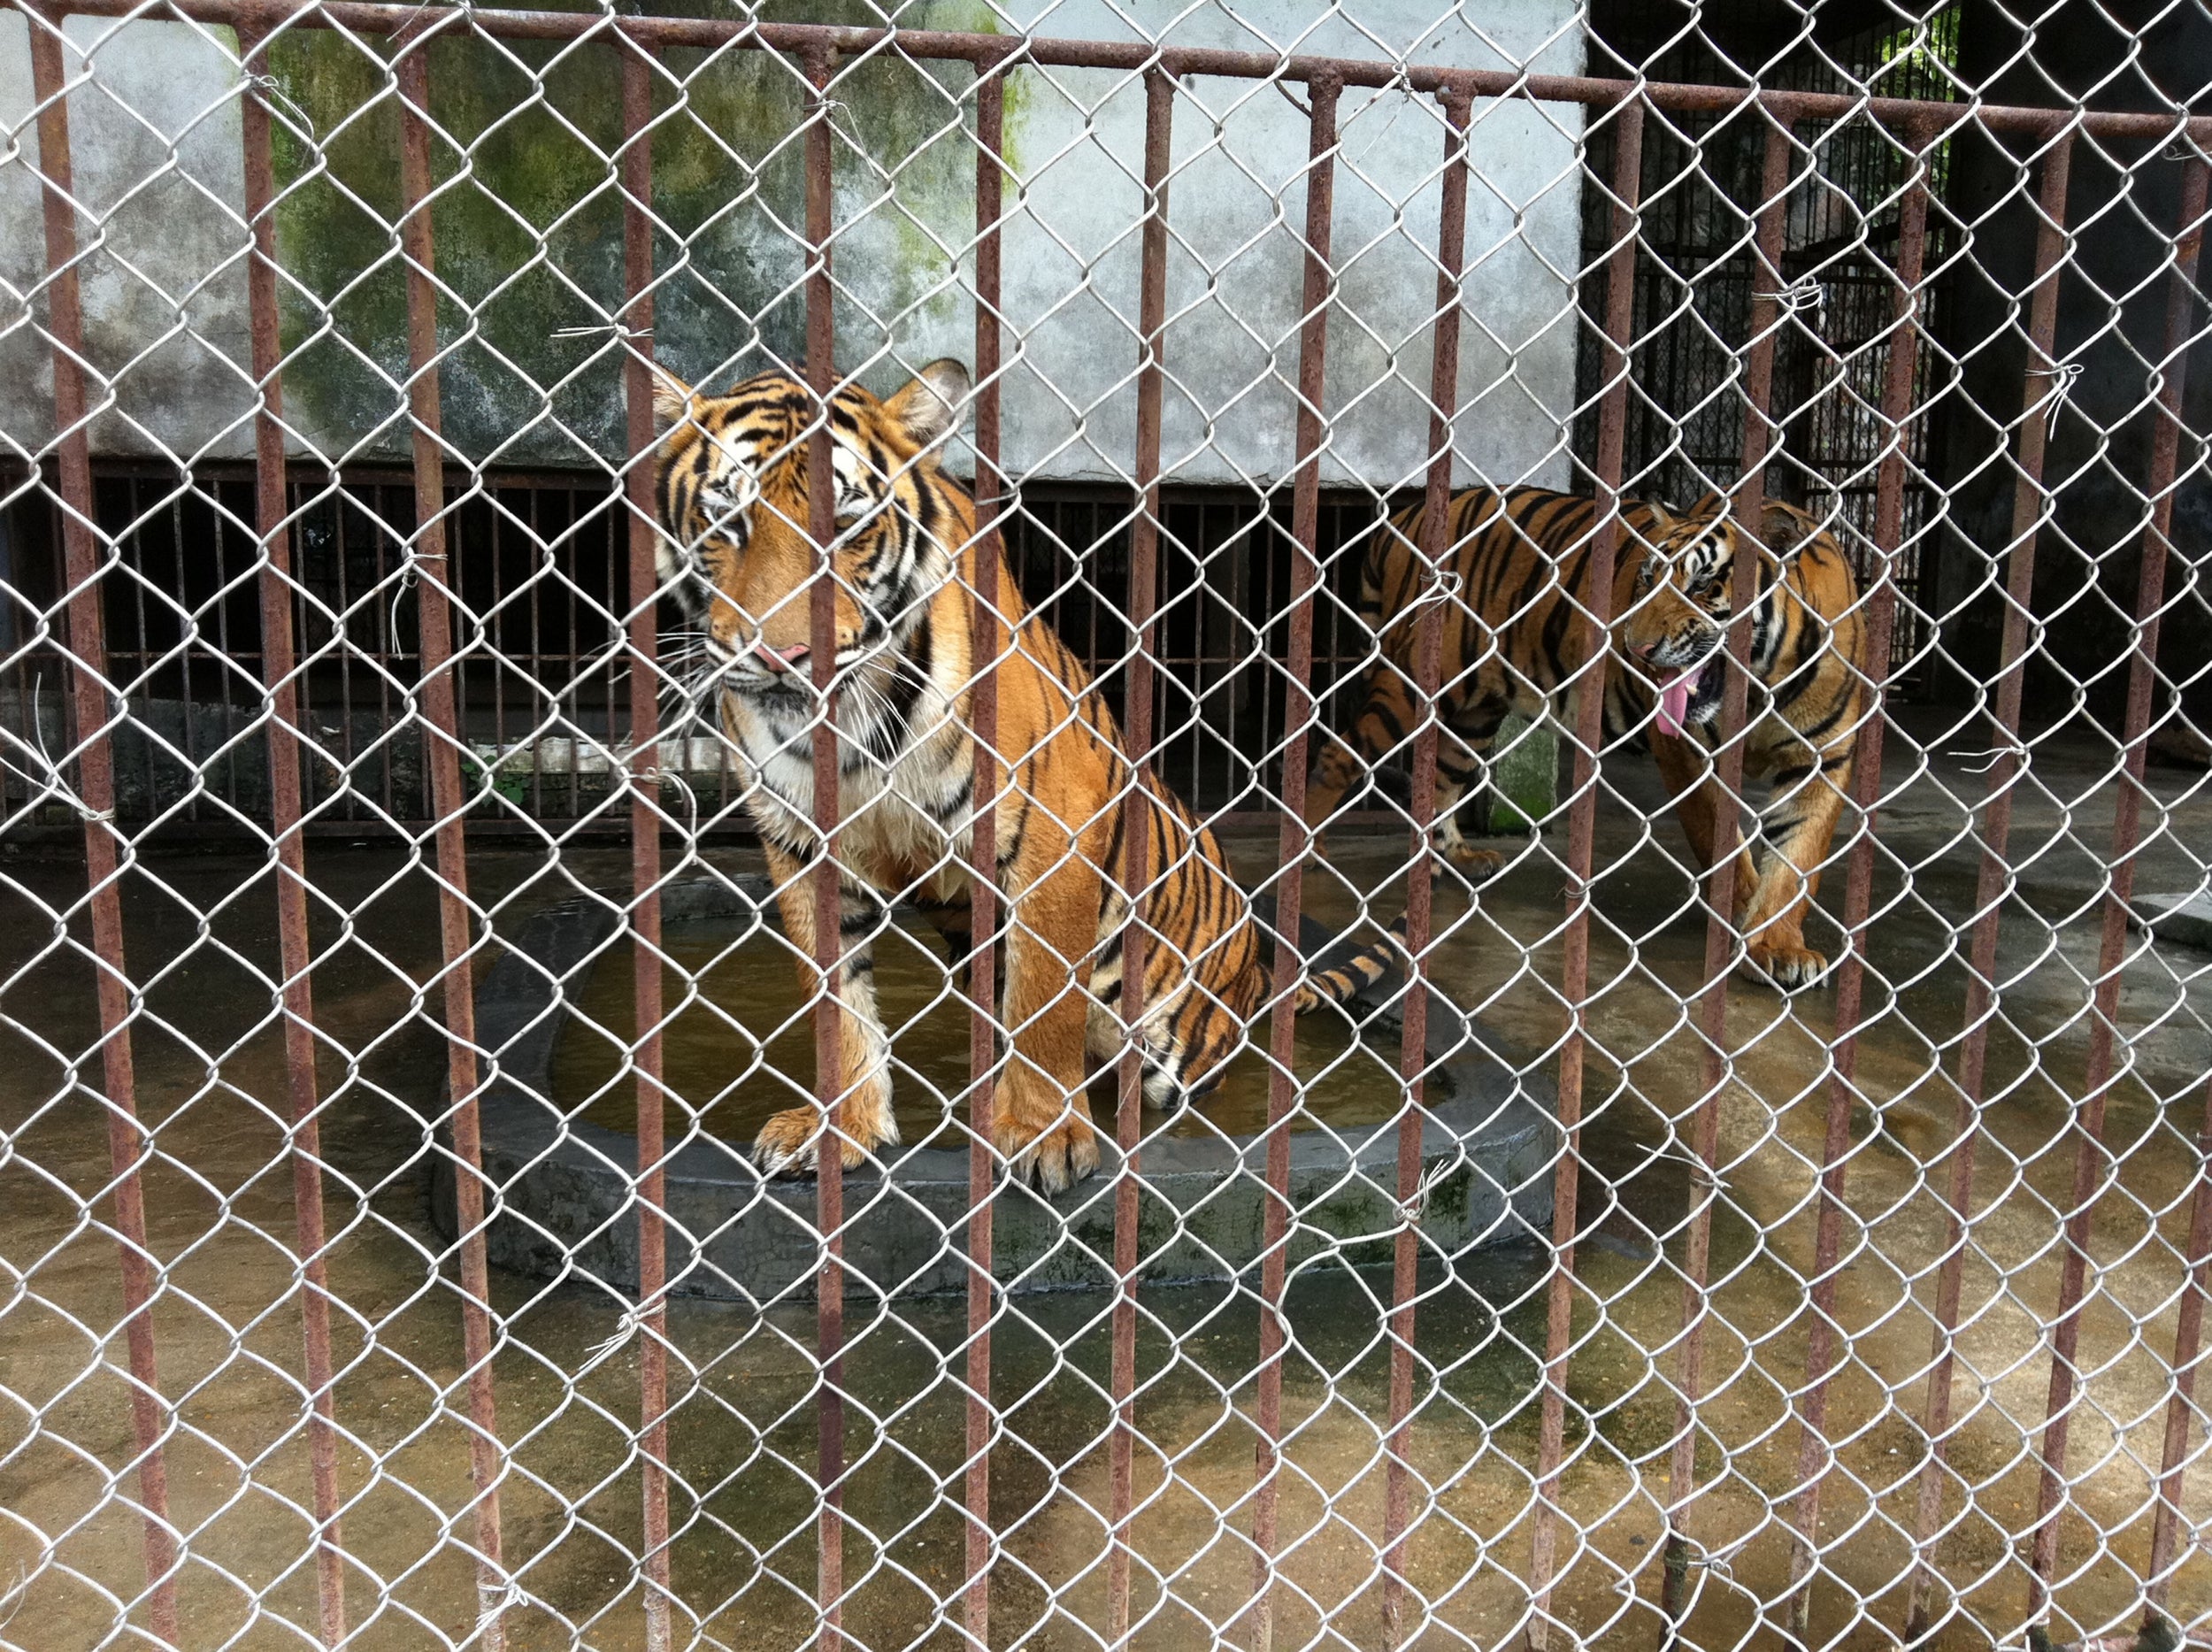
[[753, 640, 810, 671]]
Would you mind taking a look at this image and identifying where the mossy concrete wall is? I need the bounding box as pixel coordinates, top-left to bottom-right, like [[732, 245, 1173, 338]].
[[3, 0, 1583, 489], [1486, 713, 1556, 833]]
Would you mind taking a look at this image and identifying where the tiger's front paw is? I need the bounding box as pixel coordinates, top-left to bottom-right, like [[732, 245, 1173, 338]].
[[1432, 818, 1504, 880], [1436, 839, 1504, 880], [992, 1082, 1099, 1195], [1742, 937, 1830, 992], [752, 1105, 874, 1176]]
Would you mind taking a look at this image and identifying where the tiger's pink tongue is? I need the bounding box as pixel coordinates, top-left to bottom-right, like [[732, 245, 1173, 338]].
[[1657, 670, 1694, 737]]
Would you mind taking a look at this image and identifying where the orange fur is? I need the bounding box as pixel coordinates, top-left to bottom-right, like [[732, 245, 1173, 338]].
[[655, 360, 1399, 1187], [1306, 487, 1868, 988]]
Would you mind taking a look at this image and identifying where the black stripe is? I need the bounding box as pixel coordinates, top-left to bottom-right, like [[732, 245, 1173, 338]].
[[995, 800, 1030, 872], [1795, 698, 1853, 749], [938, 767, 973, 823]]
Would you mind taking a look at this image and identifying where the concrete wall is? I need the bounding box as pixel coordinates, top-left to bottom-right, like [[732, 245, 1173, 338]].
[[0, 0, 1584, 491], [0, 13, 259, 465]]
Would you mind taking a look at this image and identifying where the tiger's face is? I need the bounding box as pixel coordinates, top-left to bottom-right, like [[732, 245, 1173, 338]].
[[1618, 496, 1754, 736], [651, 359, 972, 697]]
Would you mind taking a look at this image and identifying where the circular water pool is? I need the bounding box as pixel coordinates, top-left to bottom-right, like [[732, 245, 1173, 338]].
[[436, 875, 1557, 1302], [553, 911, 1408, 1149]]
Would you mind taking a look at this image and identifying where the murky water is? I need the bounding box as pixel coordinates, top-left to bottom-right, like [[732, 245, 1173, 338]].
[[12, 720, 2212, 1648], [553, 914, 1408, 1148]]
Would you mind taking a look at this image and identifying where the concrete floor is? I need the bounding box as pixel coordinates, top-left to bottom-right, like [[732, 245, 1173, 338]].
[[2, 705, 2209, 1649]]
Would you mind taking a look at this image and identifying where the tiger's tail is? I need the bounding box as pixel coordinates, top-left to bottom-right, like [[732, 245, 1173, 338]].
[[1248, 892, 1409, 1014], [1293, 911, 1411, 1012]]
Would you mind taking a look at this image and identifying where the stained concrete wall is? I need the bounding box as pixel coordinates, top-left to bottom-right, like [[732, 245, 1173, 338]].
[[0, 0, 1584, 490], [0, 13, 258, 465]]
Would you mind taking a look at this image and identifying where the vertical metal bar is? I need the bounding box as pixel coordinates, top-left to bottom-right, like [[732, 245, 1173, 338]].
[[1108, 64, 1173, 1645], [216, 496, 242, 818], [396, 38, 511, 1648], [326, 490, 349, 814], [1660, 111, 1797, 1636], [1380, 81, 1470, 1649], [616, 39, 673, 1652], [801, 42, 847, 1652], [963, 50, 1010, 1648], [25, 15, 180, 1641], [156, 489, 178, 814], [2151, 1090, 2212, 1609], [1248, 68, 1338, 1652], [488, 505, 506, 787], [1525, 93, 1642, 1651], [2030, 150, 2209, 1613], [238, 26, 346, 1643], [2152, 125, 2212, 1563], [1901, 128, 2074, 1646], [1785, 114, 1933, 1640]]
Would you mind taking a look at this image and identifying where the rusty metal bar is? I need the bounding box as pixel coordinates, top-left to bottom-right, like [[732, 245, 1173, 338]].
[[2030, 150, 2209, 1613], [33, 0, 2210, 138], [614, 38, 675, 1652], [963, 50, 1010, 1648], [1525, 93, 1643, 1652], [239, 22, 344, 1642], [1378, 81, 1470, 1650], [799, 42, 849, 1652], [26, 15, 180, 1642], [1785, 116, 1934, 1640], [2151, 154, 2212, 1587], [2131, 158, 2212, 1610], [2151, 1087, 2212, 1607], [1659, 111, 1796, 1636], [1901, 130, 2075, 1645], [1108, 64, 1174, 1643], [1248, 67, 1339, 1652], [394, 34, 510, 1648]]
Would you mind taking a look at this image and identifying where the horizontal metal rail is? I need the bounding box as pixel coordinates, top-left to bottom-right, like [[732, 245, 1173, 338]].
[[28, 0, 2212, 141]]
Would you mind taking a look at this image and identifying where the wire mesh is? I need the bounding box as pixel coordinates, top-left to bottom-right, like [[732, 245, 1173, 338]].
[[3, 3, 2210, 1649]]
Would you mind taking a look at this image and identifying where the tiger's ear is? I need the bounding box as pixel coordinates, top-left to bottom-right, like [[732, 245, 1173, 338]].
[[1758, 499, 1824, 561], [650, 369, 696, 432], [1682, 491, 1732, 529], [884, 358, 972, 449]]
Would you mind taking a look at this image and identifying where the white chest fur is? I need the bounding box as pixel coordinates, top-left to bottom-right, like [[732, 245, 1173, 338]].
[[717, 655, 974, 879]]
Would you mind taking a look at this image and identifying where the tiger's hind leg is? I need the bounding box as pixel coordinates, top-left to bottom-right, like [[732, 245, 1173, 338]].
[[1300, 723, 1367, 860], [750, 842, 900, 1176], [1303, 659, 1435, 864], [1736, 749, 1855, 991]]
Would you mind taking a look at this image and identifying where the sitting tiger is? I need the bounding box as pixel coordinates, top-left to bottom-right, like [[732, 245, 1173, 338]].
[[1304, 486, 1867, 990], [653, 357, 1401, 1191]]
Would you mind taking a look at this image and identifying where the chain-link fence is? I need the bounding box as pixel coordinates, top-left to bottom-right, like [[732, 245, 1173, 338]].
[[3, 1, 2209, 1647]]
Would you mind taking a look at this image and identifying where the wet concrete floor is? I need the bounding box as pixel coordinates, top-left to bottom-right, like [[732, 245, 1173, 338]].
[[2, 706, 2209, 1648]]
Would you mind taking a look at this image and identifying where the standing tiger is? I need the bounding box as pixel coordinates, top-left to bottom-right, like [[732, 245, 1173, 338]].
[[653, 358, 1399, 1192], [1304, 486, 1868, 990]]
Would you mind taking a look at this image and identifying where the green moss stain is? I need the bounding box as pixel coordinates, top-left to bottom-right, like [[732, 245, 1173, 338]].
[[266, 0, 1008, 464], [1486, 713, 1557, 834]]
